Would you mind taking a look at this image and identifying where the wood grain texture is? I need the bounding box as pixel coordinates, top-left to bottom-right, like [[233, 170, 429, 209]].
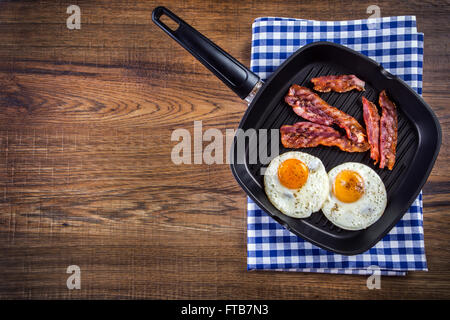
[[0, 0, 449, 299]]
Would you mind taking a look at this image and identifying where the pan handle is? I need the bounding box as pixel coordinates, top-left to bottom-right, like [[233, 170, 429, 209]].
[[152, 6, 261, 101]]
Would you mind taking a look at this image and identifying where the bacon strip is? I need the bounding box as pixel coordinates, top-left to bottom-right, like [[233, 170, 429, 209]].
[[280, 122, 370, 153], [362, 97, 381, 164], [379, 90, 398, 170], [284, 85, 369, 147], [311, 75, 365, 93]]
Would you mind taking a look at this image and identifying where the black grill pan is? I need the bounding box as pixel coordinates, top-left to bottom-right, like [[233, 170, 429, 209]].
[[153, 7, 441, 255]]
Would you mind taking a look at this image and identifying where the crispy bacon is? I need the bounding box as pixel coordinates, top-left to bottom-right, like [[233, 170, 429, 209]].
[[311, 75, 365, 93], [280, 122, 370, 153], [379, 90, 398, 170], [362, 97, 381, 164], [284, 85, 368, 147]]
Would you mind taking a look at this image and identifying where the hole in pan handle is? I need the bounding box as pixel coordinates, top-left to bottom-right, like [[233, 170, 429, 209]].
[[152, 6, 261, 100]]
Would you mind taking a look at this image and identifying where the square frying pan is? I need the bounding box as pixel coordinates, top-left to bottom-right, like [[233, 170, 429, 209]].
[[152, 7, 441, 255]]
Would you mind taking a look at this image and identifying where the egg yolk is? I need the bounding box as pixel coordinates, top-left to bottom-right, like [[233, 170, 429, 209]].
[[333, 170, 365, 203], [277, 158, 309, 189]]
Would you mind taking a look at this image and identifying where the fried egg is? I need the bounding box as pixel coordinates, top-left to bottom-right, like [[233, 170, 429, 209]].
[[264, 151, 329, 218], [322, 162, 387, 230]]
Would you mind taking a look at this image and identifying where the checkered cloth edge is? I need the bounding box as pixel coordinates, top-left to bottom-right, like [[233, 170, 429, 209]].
[[247, 15, 427, 276]]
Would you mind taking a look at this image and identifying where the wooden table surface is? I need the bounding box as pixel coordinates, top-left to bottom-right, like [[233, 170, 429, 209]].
[[0, 0, 449, 300]]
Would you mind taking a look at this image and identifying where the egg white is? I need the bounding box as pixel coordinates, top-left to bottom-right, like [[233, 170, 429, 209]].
[[264, 151, 329, 218], [322, 162, 387, 231]]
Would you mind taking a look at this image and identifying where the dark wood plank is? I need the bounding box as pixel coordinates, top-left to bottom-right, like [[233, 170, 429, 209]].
[[0, 0, 449, 299]]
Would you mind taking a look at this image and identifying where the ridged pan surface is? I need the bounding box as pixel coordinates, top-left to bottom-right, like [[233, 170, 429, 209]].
[[230, 42, 441, 255]]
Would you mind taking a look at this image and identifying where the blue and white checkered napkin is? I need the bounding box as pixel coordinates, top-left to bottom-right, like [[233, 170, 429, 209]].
[[247, 16, 427, 276]]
